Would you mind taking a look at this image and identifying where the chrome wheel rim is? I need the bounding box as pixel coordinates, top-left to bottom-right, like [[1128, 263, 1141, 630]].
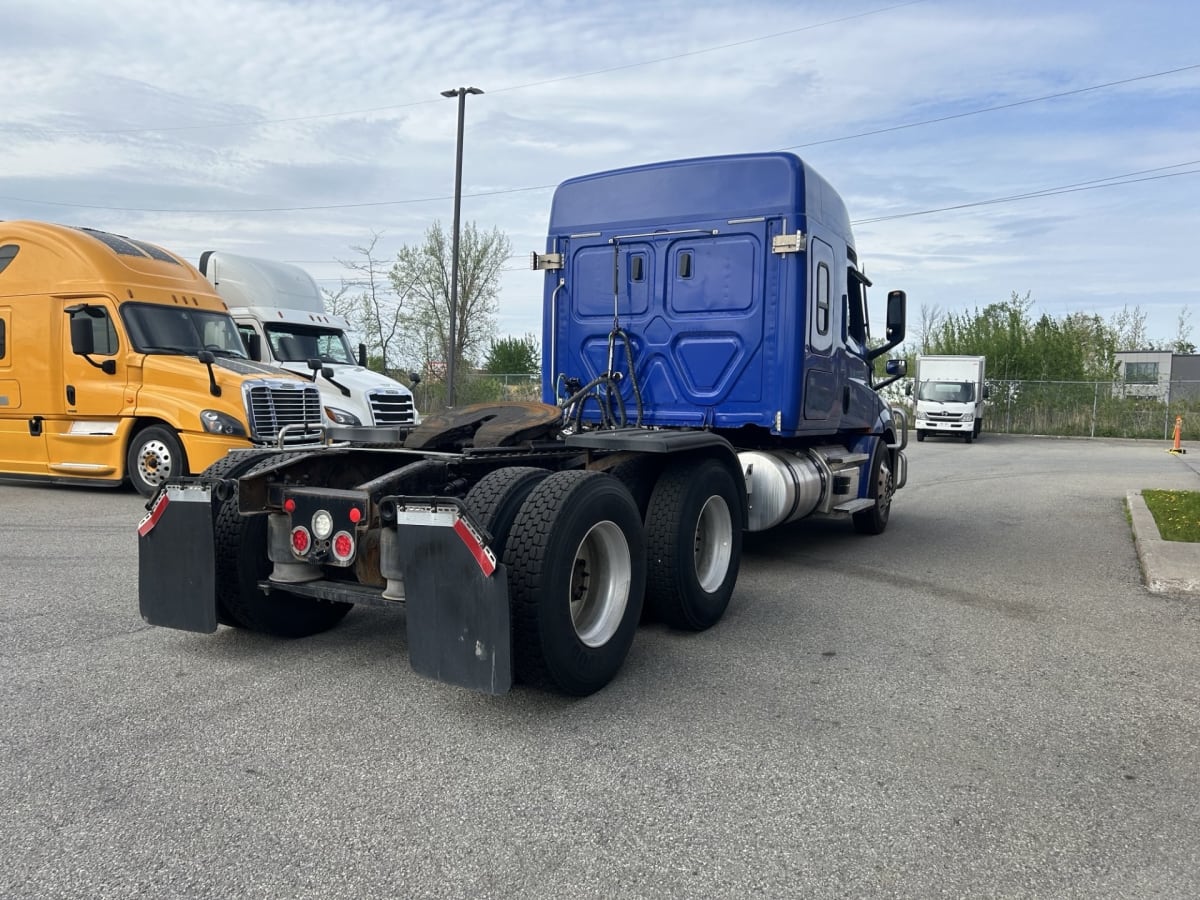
[[694, 495, 733, 593], [876, 456, 894, 517], [569, 520, 631, 648], [137, 439, 174, 487]]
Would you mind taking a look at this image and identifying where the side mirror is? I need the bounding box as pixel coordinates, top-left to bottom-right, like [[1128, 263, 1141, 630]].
[[868, 290, 907, 361], [196, 350, 221, 397], [69, 315, 95, 356], [904, 381, 912, 397], [983, 385, 992, 400], [886, 290, 906, 344], [358, 343, 368, 368], [885, 358, 907, 378], [410, 371, 422, 385], [247, 333, 263, 362]]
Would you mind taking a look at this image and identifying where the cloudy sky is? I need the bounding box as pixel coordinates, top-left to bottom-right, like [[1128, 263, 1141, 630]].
[[3, 0, 1197, 349]]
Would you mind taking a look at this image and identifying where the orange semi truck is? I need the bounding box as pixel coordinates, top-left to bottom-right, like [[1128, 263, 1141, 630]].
[[0, 221, 322, 496]]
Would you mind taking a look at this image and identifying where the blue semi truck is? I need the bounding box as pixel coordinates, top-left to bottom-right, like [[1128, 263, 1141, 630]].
[[138, 152, 909, 696]]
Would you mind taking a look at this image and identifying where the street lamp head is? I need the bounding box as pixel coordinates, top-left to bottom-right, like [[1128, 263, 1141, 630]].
[[440, 89, 458, 98], [441, 86, 485, 98]]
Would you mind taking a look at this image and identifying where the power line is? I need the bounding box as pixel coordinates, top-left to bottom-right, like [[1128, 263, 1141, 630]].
[[7, 155, 1198, 225], [14, 1, 925, 138], [783, 62, 1200, 150], [852, 161, 1200, 225]]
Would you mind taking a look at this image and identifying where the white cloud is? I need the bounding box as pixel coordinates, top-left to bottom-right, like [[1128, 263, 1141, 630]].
[[0, 0, 1196, 346]]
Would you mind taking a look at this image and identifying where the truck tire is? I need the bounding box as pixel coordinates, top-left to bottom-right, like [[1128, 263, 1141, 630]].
[[464, 467, 551, 559], [916, 429, 925, 442], [128, 424, 186, 498], [198, 450, 281, 628], [606, 456, 663, 520], [214, 456, 352, 638], [852, 441, 895, 536], [973, 420, 982, 439], [964, 431, 973, 444], [644, 458, 742, 631], [504, 470, 645, 696]]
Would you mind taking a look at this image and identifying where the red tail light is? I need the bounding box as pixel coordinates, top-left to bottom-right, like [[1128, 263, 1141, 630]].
[[331, 530, 355, 562], [291, 526, 311, 555]]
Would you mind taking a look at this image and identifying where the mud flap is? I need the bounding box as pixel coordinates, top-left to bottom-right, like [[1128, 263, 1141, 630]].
[[137, 487, 218, 633], [386, 500, 513, 694]]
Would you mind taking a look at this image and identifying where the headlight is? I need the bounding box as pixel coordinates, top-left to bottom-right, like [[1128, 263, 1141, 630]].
[[324, 406, 362, 426], [200, 409, 246, 437]]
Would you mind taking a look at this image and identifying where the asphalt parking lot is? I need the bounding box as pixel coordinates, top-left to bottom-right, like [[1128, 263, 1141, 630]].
[[2, 433, 1198, 899]]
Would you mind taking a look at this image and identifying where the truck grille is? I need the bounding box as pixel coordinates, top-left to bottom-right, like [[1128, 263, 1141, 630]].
[[367, 388, 417, 426], [245, 382, 323, 442], [926, 410, 970, 422]]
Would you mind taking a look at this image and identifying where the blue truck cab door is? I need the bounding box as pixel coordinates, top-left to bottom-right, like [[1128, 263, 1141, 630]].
[[803, 236, 839, 425]]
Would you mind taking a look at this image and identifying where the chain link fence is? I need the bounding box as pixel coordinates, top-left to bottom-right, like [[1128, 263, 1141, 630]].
[[887, 379, 1200, 441], [405, 373, 1200, 443], [406, 372, 541, 413]]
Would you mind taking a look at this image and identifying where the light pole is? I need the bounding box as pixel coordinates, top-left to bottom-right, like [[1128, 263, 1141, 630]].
[[440, 85, 483, 408]]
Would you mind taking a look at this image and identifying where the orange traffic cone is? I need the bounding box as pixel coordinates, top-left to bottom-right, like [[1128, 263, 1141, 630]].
[[1167, 415, 1186, 454]]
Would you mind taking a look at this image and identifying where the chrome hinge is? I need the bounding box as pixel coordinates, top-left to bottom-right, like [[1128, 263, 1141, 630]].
[[771, 232, 806, 255], [531, 251, 564, 271]]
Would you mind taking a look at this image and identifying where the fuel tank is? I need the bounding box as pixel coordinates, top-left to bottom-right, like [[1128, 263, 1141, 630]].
[[738, 449, 826, 532]]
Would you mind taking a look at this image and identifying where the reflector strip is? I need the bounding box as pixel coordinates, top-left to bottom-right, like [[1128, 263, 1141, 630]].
[[137, 491, 170, 537], [453, 518, 497, 577]]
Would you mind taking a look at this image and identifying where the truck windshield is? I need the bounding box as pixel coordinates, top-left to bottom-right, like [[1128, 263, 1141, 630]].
[[265, 323, 356, 365], [122, 303, 248, 357], [918, 381, 975, 403]]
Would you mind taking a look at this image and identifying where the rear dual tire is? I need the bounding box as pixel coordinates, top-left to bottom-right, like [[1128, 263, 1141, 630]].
[[207, 453, 353, 637], [645, 459, 742, 631], [499, 470, 645, 697]]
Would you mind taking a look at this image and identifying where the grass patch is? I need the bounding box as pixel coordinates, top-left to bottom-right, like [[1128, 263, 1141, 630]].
[[1141, 490, 1200, 542]]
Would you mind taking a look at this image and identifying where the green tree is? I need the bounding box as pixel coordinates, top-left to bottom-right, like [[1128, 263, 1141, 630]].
[[1060, 312, 1118, 379], [389, 221, 509, 386], [915, 303, 944, 355], [930, 291, 1037, 379], [1110, 304, 1152, 351], [1173, 306, 1195, 354], [484, 333, 540, 375]]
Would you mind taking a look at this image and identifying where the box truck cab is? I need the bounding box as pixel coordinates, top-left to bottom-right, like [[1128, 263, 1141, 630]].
[[198, 251, 419, 429], [0, 221, 322, 495], [911, 355, 988, 443]]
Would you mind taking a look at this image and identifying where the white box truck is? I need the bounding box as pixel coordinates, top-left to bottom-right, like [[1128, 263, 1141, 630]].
[[199, 251, 419, 429], [911, 355, 988, 443]]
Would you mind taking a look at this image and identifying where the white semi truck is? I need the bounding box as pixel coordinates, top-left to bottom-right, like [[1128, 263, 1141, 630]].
[[911, 355, 988, 443], [199, 251, 419, 429]]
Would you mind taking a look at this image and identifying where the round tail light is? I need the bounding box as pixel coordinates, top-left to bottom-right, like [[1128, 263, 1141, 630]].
[[291, 526, 311, 556], [331, 530, 355, 562]]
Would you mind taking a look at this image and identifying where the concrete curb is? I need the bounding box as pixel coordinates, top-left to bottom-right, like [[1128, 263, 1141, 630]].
[[1127, 490, 1200, 596]]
